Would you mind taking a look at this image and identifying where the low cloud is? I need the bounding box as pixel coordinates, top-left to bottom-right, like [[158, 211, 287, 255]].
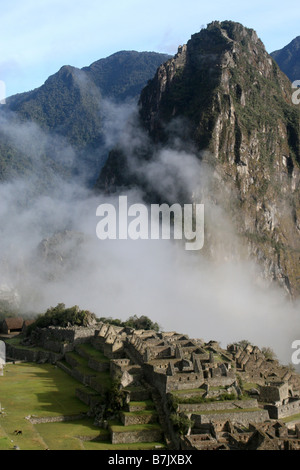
[[0, 100, 298, 369]]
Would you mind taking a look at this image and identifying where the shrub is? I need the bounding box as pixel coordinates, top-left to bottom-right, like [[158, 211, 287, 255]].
[[26, 303, 97, 335]]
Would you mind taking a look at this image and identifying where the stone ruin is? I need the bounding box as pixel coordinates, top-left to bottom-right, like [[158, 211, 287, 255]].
[[3, 322, 300, 450]]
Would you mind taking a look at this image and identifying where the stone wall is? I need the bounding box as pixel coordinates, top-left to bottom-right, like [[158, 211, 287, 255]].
[[103, 343, 124, 359], [65, 354, 80, 369], [124, 343, 144, 366], [120, 412, 158, 426], [178, 399, 258, 414], [143, 364, 167, 397], [110, 359, 131, 377], [28, 414, 85, 424], [57, 360, 95, 386], [88, 358, 110, 373], [6, 344, 63, 364], [110, 428, 163, 444], [91, 337, 107, 353], [32, 326, 96, 349], [266, 399, 300, 419], [191, 409, 269, 426], [75, 387, 102, 407], [166, 373, 204, 392], [259, 383, 289, 403], [206, 376, 235, 387]]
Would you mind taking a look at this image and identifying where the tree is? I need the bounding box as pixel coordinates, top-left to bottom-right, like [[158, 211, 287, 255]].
[[170, 413, 193, 436], [261, 347, 277, 361], [26, 303, 97, 335], [125, 315, 160, 332]]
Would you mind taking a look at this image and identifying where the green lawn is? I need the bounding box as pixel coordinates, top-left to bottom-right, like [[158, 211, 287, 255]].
[[0, 362, 90, 450], [34, 419, 109, 450]]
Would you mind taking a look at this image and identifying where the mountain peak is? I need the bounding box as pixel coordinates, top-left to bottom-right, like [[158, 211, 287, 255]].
[[271, 36, 300, 82], [100, 21, 300, 297]]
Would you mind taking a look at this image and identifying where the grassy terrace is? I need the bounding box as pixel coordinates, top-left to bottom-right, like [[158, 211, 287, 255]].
[[75, 344, 110, 363], [109, 421, 161, 433], [193, 407, 261, 415], [243, 383, 259, 391], [213, 354, 231, 363], [0, 362, 164, 450], [4, 335, 48, 352], [0, 363, 88, 418], [128, 401, 154, 409], [282, 413, 300, 423], [122, 410, 157, 417], [65, 351, 112, 390], [0, 363, 92, 450], [171, 388, 205, 396]]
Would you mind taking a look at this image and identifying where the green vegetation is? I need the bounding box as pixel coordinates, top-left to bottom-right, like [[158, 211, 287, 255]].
[[128, 401, 154, 410], [243, 383, 259, 391], [109, 381, 128, 413], [27, 303, 97, 334], [261, 347, 277, 361], [99, 314, 160, 332], [65, 351, 112, 391], [75, 344, 110, 362], [0, 51, 170, 187], [0, 362, 164, 450], [170, 413, 193, 436], [122, 410, 157, 417], [109, 421, 161, 433], [0, 363, 90, 450], [4, 335, 48, 353], [281, 413, 300, 424], [170, 392, 237, 406], [236, 374, 244, 393], [34, 420, 109, 451]]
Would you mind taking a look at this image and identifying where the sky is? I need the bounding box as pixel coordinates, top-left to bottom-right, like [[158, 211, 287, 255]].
[[0, 0, 299, 97]]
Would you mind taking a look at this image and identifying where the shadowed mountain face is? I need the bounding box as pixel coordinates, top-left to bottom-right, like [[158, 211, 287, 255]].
[[271, 36, 300, 82], [0, 51, 171, 184], [98, 21, 300, 297]]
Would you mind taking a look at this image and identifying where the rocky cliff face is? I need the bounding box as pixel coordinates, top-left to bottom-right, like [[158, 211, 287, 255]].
[[99, 21, 300, 297]]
